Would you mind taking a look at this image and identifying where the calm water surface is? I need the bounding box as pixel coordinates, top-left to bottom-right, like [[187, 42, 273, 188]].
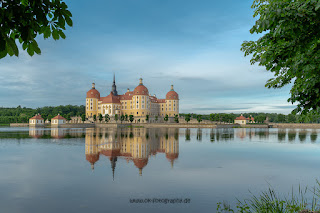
[[1, 127, 320, 213]]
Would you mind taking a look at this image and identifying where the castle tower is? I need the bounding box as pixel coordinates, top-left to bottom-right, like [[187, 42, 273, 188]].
[[165, 85, 179, 117], [86, 82, 100, 118], [132, 78, 151, 121], [111, 74, 118, 96]]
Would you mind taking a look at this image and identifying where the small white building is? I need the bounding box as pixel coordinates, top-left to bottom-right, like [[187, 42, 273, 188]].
[[235, 114, 248, 125], [29, 114, 45, 127], [51, 114, 66, 127]]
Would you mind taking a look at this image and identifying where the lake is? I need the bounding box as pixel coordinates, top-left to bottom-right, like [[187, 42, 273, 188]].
[[1, 127, 320, 213]]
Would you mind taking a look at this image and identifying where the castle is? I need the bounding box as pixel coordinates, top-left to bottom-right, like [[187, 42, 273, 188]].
[[86, 75, 179, 123]]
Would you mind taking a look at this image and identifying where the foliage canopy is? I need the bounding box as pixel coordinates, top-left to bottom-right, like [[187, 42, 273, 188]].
[[0, 0, 72, 58], [241, 0, 320, 114]]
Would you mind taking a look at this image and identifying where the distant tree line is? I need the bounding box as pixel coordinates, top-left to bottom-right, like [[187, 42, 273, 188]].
[[180, 109, 320, 124], [0, 105, 85, 124]]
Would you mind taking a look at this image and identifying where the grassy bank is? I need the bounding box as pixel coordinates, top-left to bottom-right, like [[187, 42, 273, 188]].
[[217, 181, 320, 213], [0, 124, 10, 126]]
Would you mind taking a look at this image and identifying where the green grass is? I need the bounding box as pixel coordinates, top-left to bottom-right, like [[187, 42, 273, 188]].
[[0, 123, 10, 126], [217, 181, 320, 213]]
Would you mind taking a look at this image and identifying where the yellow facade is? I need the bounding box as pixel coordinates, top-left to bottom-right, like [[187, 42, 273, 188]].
[[85, 128, 179, 175], [86, 78, 179, 122]]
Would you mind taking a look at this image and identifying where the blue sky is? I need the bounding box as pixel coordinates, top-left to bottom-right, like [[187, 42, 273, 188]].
[[0, 0, 296, 114]]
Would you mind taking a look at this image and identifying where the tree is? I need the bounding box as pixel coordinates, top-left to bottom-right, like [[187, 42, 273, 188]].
[[125, 114, 128, 121], [66, 113, 71, 122], [209, 113, 215, 122], [129, 115, 134, 123], [81, 114, 86, 123], [287, 113, 297, 123], [174, 114, 179, 123], [277, 114, 286, 123], [155, 115, 158, 122], [0, 0, 73, 59], [120, 114, 125, 123], [114, 114, 118, 123], [255, 115, 266, 124], [105, 114, 110, 123], [185, 114, 191, 123], [98, 114, 103, 122], [196, 115, 202, 123], [47, 114, 53, 122], [93, 114, 96, 122], [241, 0, 320, 114], [145, 114, 149, 122], [164, 114, 169, 122]]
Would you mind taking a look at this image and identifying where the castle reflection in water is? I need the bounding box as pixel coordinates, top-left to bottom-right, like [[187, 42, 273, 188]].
[[85, 128, 179, 177], [28, 127, 179, 177], [28, 127, 319, 177]]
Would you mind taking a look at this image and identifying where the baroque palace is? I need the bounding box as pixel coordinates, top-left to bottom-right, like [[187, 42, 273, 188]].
[[86, 76, 179, 122]]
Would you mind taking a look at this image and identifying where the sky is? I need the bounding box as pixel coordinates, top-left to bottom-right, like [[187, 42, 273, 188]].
[[0, 0, 296, 114]]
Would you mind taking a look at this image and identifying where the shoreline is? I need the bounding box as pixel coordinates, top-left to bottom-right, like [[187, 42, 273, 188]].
[[8, 122, 320, 129]]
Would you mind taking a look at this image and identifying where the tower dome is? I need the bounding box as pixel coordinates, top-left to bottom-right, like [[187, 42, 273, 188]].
[[133, 78, 149, 95], [166, 85, 179, 100], [86, 83, 100, 99]]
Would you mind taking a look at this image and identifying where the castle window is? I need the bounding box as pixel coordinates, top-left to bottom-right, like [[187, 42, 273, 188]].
[[91, 99, 92, 101], [137, 112, 139, 115]]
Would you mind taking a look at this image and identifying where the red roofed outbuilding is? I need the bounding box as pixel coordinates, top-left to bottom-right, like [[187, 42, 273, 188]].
[[29, 114, 45, 127], [51, 114, 67, 127]]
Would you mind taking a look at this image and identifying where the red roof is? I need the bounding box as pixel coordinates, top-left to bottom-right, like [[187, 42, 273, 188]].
[[166, 153, 179, 160], [100, 92, 121, 104], [86, 154, 100, 164], [100, 149, 121, 157], [149, 96, 158, 103], [119, 92, 133, 100], [52, 114, 66, 120], [133, 84, 149, 95], [235, 115, 247, 120], [235, 115, 254, 121], [86, 88, 100, 99], [166, 90, 179, 100], [30, 114, 44, 120], [133, 158, 148, 169]]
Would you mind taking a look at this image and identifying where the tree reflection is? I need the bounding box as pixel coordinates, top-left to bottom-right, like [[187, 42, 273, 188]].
[[277, 130, 286, 142], [288, 130, 296, 142], [185, 128, 190, 141], [196, 128, 202, 141], [210, 129, 215, 142], [298, 131, 307, 143], [310, 131, 318, 143]]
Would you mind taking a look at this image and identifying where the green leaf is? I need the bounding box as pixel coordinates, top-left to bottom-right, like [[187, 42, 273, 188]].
[[22, 42, 28, 50], [27, 45, 34, 56], [31, 40, 41, 55], [6, 37, 19, 56], [21, 0, 28, 6], [65, 16, 73, 27], [52, 30, 59, 40], [58, 30, 66, 39], [0, 50, 7, 59], [0, 34, 6, 52], [316, 1, 320, 10], [43, 26, 51, 39]]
